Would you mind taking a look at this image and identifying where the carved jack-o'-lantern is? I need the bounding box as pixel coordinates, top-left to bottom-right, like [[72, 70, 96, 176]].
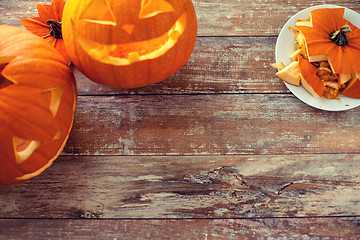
[[62, 0, 197, 88], [0, 25, 77, 186]]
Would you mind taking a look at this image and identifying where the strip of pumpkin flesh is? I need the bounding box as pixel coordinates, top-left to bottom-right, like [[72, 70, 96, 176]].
[[73, 12, 187, 66]]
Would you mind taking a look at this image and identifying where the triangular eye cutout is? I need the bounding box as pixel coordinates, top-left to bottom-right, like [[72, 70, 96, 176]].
[[0, 56, 16, 90], [139, 0, 175, 19], [13, 137, 41, 165], [40, 87, 64, 117], [0, 74, 13, 90], [80, 0, 116, 26], [53, 128, 62, 142]]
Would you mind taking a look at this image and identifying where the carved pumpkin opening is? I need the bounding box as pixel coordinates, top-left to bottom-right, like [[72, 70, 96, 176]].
[[74, 11, 186, 65], [80, 0, 175, 24], [10, 87, 64, 166], [0, 56, 16, 89], [80, 0, 117, 26], [13, 138, 41, 165], [0, 75, 13, 89], [139, 0, 175, 19], [40, 87, 64, 117], [73, 0, 186, 66]]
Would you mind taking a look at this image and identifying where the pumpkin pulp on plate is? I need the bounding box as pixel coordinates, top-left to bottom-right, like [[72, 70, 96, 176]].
[[273, 7, 360, 99], [296, 8, 360, 75]]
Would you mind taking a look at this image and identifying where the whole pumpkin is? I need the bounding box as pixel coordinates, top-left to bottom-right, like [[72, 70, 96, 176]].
[[62, 0, 197, 88], [0, 25, 77, 186]]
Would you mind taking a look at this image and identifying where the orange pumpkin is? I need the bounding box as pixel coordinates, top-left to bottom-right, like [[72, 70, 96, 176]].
[[62, 0, 197, 88], [296, 8, 360, 74], [0, 25, 77, 186], [298, 55, 325, 97], [342, 73, 360, 98]]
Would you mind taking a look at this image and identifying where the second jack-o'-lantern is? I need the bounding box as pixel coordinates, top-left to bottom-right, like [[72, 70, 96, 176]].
[[0, 25, 77, 185], [62, 0, 197, 88]]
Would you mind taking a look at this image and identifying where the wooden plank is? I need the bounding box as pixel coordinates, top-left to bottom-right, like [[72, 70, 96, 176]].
[[0, 154, 358, 218], [63, 94, 360, 156], [74, 36, 286, 95], [193, 0, 360, 36], [0, 217, 359, 239], [1, 0, 359, 36]]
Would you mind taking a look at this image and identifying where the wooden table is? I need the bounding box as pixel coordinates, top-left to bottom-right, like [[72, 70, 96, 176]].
[[1, 0, 360, 238]]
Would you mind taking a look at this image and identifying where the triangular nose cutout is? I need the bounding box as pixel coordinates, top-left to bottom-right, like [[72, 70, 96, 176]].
[[80, 0, 116, 26], [122, 23, 135, 35], [139, 0, 175, 19]]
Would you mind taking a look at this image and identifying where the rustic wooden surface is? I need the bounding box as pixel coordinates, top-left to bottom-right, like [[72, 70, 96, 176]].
[[1, 0, 360, 239]]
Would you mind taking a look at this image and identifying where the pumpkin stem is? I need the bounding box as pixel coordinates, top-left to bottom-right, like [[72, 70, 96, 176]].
[[331, 25, 351, 46], [47, 20, 62, 39]]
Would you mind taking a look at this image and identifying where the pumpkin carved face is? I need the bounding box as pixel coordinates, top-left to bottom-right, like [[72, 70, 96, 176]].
[[0, 26, 77, 186], [62, 0, 197, 88]]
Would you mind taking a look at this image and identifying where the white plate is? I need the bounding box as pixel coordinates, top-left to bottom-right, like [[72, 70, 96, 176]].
[[275, 4, 360, 111]]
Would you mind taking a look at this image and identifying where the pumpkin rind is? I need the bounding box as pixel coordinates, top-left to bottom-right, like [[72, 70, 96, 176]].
[[299, 55, 326, 97], [296, 8, 360, 74], [342, 73, 360, 98], [62, 0, 197, 88], [0, 25, 77, 186]]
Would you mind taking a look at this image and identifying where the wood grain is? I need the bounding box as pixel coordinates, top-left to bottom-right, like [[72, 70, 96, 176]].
[[1, 0, 359, 36], [0, 218, 359, 240], [1, 0, 360, 238], [74, 36, 286, 95], [193, 0, 360, 36], [0, 154, 358, 218], [63, 94, 360, 156]]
